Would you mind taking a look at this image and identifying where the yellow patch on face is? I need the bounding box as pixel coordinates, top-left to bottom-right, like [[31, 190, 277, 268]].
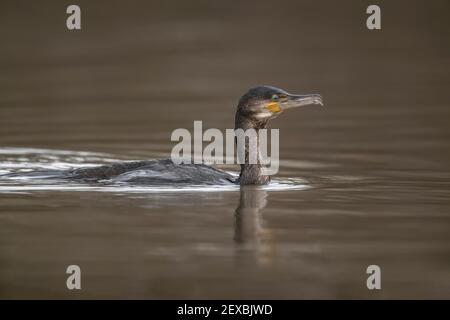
[[266, 102, 281, 113]]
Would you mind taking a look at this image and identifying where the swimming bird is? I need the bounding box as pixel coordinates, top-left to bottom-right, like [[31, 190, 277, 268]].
[[49, 86, 322, 185]]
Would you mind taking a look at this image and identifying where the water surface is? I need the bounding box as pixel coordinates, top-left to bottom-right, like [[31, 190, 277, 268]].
[[0, 0, 449, 299]]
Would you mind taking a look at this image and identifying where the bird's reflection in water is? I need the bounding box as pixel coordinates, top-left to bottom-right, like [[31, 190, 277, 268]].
[[234, 186, 276, 266]]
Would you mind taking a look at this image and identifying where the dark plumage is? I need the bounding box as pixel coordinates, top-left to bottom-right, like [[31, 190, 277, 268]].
[[65, 159, 234, 185], [7, 86, 322, 185], [234, 86, 322, 185]]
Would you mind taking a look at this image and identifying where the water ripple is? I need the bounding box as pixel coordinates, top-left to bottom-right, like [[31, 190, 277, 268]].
[[0, 147, 310, 194]]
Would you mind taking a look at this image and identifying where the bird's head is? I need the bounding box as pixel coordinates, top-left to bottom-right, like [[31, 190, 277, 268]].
[[235, 86, 323, 128]]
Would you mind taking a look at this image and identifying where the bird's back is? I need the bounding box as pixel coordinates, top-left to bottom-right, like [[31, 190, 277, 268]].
[[66, 159, 236, 185]]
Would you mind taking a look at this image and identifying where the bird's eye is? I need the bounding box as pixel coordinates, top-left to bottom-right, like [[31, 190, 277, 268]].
[[271, 94, 279, 101]]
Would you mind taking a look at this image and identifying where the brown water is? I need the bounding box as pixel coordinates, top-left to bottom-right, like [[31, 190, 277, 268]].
[[0, 0, 450, 299]]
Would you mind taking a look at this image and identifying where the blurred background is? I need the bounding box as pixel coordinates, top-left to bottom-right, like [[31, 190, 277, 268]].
[[0, 0, 449, 299]]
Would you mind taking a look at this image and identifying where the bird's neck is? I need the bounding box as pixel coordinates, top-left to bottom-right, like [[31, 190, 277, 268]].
[[235, 113, 270, 185]]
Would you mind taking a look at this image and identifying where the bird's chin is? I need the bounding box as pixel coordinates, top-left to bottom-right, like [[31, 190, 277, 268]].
[[254, 111, 281, 120]]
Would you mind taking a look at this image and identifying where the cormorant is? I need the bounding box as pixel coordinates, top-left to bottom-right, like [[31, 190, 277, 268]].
[[36, 86, 323, 185]]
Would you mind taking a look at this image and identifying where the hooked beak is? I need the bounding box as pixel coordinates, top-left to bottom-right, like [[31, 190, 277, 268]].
[[282, 93, 323, 110]]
